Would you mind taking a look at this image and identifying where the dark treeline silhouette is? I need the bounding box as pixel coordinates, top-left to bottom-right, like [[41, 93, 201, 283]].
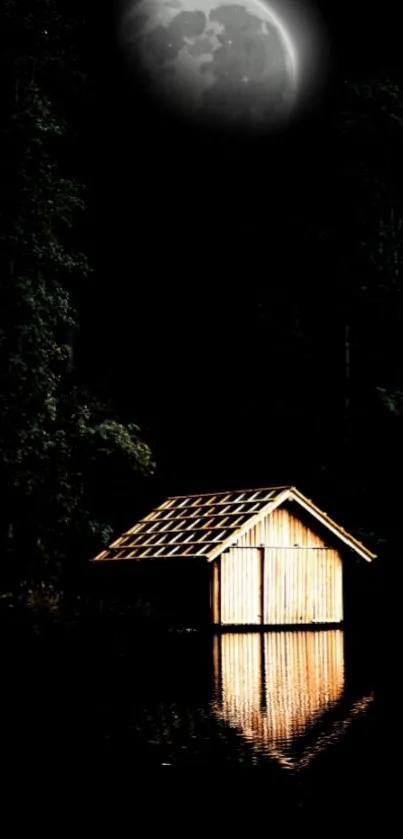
[[1, 0, 402, 585]]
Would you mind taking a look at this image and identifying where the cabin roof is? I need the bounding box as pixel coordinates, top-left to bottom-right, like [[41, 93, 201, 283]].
[[92, 486, 376, 563]]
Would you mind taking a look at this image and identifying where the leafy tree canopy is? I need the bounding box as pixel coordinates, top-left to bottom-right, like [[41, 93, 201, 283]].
[[0, 0, 155, 576]]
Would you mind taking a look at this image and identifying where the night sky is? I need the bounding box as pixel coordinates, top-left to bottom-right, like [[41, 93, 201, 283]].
[[81, 0, 403, 518]]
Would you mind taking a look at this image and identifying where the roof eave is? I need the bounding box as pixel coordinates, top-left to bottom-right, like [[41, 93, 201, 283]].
[[288, 487, 376, 562], [207, 486, 376, 563]]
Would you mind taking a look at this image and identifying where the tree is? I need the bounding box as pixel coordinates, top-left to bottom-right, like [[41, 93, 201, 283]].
[[0, 1, 155, 575]]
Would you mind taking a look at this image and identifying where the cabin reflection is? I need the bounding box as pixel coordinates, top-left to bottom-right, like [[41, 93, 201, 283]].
[[212, 630, 374, 768]]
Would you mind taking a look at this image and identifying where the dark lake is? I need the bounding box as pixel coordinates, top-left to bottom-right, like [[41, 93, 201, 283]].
[[4, 619, 396, 809]]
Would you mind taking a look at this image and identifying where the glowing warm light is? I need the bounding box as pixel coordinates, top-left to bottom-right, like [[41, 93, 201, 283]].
[[217, 508, 344, 626], [212, 631, 374, 768]]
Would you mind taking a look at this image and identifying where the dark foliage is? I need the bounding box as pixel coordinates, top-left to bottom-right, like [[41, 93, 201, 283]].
[[1, 0, 402, 586], [0, 0, 154, 579]]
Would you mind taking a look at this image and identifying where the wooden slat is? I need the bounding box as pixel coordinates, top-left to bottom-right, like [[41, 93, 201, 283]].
[[208, 488, 292, 562], [127, 525, 243, 533], [259, 548, 265, 624], [92, 485, 375, 579], [141, 511, 263, 521], [152, 500, 277, 511], [212, 558, 221, 624], [168, 487, 289, 499]]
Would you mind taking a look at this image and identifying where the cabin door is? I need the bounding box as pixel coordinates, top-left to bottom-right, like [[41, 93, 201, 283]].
[[220, 547, 261, 625]]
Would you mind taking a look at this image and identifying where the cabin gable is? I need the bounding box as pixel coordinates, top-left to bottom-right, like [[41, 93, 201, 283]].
[[217, 505, 344, 625], [234, 504, 333, 550]]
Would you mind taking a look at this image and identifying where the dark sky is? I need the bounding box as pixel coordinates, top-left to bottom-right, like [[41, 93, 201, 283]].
[[85, 0, 402, 503]]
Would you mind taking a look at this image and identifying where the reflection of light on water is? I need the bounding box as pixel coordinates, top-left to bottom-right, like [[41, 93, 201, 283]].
[[264, 631, 344, 746], [212, 631, 374, 770], [296, 693, 375, 770]]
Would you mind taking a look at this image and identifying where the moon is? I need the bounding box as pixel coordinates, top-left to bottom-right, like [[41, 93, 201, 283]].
[[118, 0, 330, 134]]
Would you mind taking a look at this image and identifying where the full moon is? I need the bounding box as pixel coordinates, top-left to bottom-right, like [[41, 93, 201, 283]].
[[119, 0, 304, 133]]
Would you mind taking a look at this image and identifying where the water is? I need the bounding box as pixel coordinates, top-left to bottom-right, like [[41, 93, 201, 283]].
[[211, 630, 374, 768], [4, 620, 394, 810], [84, 627, 381, 777]]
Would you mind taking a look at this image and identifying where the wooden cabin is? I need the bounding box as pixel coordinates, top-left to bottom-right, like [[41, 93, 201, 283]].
[[92, 486, 376, 627]]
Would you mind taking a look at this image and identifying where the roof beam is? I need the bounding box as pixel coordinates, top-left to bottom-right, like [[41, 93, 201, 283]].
[[207, 488, 293, 562], [168, 486, 290, 499], [288, 488, 376, 561]]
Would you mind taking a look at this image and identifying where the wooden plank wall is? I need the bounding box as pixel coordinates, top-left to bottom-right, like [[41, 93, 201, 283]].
[[263, 547, 343, 624], [220, 548, 260, 624], [217, 506, 343, 625]]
